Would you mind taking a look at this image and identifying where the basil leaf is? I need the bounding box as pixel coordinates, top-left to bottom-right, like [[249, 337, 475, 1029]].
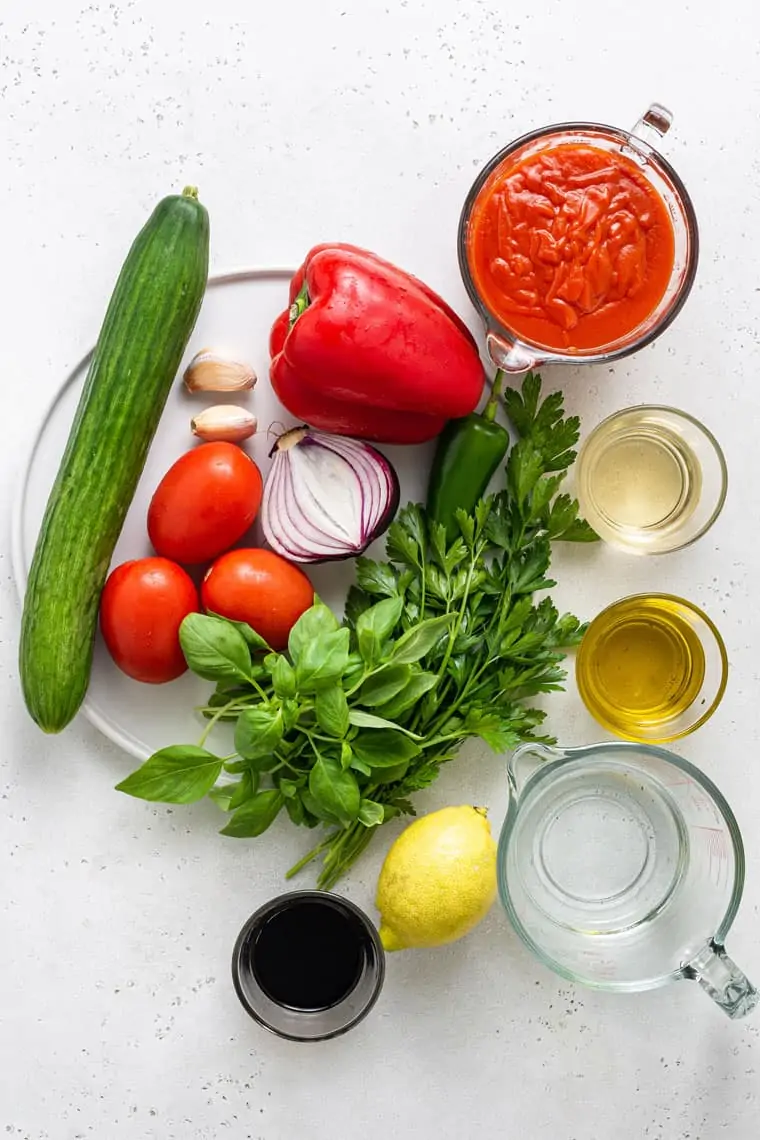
[[375, 671, 439, 719], [372, 760, 410, 784], [301, 788, 340, 824], [208, 611, 270, 652], [270, 655, 297, 699], [208, 771, 257, 812], [285, 794, 306, 826], [234, 707, 283, 765], [352, 729, 421, 768], [355, 595, 404, 664], [340, 741, 354, 771], [389, 614, 454, 665], [315, 686, 350, 738], [278, 777, 302, 799], [309, 755, 360, 825], [179, 614, 252, 683], [350, 755, 372, 777], [208, 784, 235, 811], [348, 709, 421, 738], [296, 628, 350, 692], [288, 602, 339, 663], [358, 799, 385, 827], [116, 745, 223, 804], [229, 770, 256, 810], [224, 759, 247, 775], [343, 651, 365, 687], [220, 790, 284, 838], [360, 663, 412, 707], [281, 699, 300, 732]]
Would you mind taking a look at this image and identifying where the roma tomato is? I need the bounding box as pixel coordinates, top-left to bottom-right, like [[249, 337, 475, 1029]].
[[100, 557, 199, 683], [201, 548, 314, 651], [148, 442, 263, 564]]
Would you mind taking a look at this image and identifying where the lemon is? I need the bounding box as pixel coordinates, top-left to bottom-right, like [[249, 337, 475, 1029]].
[[375, 805, 497, 951]]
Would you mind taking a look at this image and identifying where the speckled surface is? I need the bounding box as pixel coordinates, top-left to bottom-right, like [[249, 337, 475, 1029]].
[[2, 1, 760, 1136]]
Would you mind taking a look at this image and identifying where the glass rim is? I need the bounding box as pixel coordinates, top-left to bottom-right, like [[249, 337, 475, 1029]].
[[231, 889, 386, 1043], [497, 738, 745, 991], [457, 119, 700, 366], [575, 592, 729, 743], [577, 404, 729, 554]]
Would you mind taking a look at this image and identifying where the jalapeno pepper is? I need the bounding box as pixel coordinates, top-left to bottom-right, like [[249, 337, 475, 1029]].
[[426, 370, 509, 542]]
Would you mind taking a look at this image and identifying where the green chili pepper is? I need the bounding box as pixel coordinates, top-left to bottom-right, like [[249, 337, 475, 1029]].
[[426, 370, 509, 542]]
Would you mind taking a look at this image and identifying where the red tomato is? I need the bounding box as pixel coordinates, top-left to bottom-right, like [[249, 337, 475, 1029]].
[[100, 558, 199, 683], [202, 548, 314, 651], [148, 442, 263, 565]]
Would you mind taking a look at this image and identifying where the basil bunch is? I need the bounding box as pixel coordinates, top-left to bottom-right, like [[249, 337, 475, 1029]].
[[117, 602, 451, 837]]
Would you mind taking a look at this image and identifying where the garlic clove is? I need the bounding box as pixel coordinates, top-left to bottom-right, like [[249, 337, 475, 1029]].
[[184, 349, 257, 393], [191, 405, 258, 443]]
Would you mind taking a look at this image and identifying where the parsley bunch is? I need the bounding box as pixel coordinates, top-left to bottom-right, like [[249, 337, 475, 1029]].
[[117, 375, 597, 888]]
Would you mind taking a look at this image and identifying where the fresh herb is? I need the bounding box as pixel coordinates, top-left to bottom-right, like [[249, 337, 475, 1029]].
[[117, 375, 597, 887]]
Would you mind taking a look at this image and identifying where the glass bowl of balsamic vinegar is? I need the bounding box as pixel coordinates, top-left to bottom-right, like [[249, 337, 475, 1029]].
[[232, 890, 385, 1042]]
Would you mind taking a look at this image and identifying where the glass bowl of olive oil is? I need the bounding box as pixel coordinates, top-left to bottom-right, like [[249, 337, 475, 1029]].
[[575, 406, 727, 554], [576, 594, 728, 742]]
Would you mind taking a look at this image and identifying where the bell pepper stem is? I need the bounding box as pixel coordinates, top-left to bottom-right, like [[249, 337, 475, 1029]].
[[482, 369, 506, 423], [289, 281, 311, 327]]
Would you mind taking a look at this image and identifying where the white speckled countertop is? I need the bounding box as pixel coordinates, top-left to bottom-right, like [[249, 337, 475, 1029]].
[[2, 1, 760, 1136]]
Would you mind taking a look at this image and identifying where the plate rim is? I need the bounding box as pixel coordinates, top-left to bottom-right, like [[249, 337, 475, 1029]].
[[11, 264, 296, 759]]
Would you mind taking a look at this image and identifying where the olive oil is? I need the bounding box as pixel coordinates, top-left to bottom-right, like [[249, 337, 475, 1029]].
[[577, 408, 703, 554], [576, 595, 706, 739]]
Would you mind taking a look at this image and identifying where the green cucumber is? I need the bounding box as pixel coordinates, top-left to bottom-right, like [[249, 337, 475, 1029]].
[[20, 187, 210, 732]]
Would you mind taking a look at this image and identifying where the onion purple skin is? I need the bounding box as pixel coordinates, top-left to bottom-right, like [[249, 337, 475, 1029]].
[[262, 426, 402, 564]]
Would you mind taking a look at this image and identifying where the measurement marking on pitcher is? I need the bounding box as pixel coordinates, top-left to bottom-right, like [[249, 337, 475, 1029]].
[[695, 826, 729, 882]]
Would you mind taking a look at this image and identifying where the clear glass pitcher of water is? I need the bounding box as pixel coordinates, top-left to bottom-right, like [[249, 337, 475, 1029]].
[[498, 740, 758, 1018]]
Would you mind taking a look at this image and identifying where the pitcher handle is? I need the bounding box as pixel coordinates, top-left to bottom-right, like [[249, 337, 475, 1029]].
[[684, 940, 759, 1020], [508, 743, 563, 800], [631, 103, 673, 147]]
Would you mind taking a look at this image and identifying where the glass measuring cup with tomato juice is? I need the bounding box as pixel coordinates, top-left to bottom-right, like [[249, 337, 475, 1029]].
[[458, 105, 698, 372]]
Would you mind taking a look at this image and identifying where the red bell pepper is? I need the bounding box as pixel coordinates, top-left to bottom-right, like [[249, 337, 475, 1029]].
[[269, 244, 484, 444]]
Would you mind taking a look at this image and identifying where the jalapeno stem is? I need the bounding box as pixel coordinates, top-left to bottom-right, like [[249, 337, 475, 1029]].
[[482, 369, 506, 423]]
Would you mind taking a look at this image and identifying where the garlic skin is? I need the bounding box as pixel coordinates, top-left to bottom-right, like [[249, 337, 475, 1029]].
[[191, 405, 258, 443], [184, 349, 257, 393]]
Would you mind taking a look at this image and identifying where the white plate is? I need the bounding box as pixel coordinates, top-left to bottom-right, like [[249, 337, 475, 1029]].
[[12, 268, 432, 760]]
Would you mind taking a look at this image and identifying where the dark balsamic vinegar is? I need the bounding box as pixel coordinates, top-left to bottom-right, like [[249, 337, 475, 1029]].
[[251, 898, 366, 1011]]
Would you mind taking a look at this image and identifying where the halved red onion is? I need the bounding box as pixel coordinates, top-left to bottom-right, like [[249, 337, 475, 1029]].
[[262, 426, 400, 563]]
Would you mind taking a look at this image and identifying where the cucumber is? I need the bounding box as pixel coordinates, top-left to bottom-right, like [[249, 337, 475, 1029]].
[[20, 187, 210, 732]]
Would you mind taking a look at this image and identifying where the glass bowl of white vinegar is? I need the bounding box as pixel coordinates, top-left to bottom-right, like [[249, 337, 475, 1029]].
[[575, 405, 727, 555]]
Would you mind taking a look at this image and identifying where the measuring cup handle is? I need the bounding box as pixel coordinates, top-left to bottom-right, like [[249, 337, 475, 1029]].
[[686, 941, 759, 1019], [486, 332, 541, 374], [630, 103, 673, 149], [508, 743, 562, 799]]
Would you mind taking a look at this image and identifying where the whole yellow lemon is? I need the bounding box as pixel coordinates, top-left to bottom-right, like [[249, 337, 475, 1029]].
[[375, 805, 497, 951]]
